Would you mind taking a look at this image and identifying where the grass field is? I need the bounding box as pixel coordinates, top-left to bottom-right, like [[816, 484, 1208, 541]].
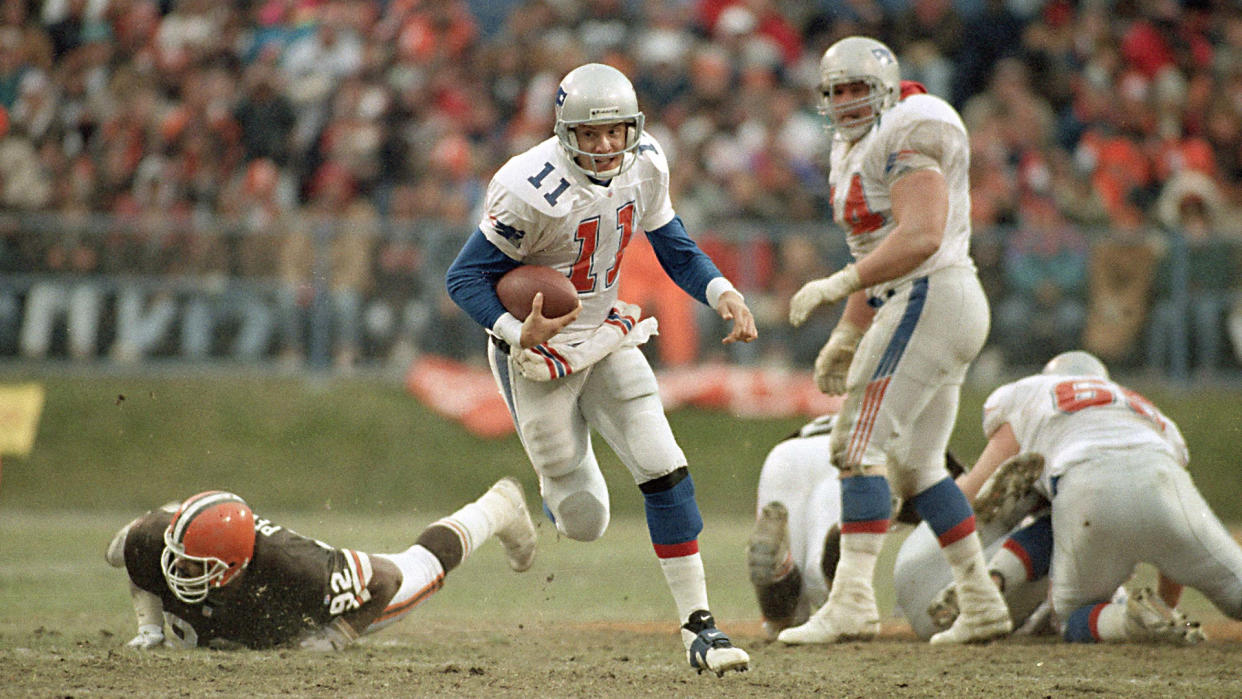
[[3, 508, 1241, 697], [1, 371, 1241, 695]]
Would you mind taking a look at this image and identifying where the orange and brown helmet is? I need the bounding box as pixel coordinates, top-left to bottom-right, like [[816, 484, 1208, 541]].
[[161, 491, 255, 604]]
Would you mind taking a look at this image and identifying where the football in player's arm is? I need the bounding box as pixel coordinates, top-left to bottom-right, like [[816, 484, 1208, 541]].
[[444, 63, 754, 677], [107, 479, 536, 650]]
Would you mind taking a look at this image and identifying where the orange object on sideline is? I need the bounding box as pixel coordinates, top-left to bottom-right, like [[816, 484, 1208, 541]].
[[618, 234, 698, 366]]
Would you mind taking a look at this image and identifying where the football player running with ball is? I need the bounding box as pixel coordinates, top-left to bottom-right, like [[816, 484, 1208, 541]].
[[107, 479, 537, 650], [445, 63, 755, 676], [781, 36, 1010, 645]]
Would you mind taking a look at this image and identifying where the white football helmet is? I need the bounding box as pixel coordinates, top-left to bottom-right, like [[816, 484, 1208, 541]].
[[817, 36, 901, 142], [1041, 350, 1109, 379], [161, 490, 255, 604], [554, 63, 645, 179]]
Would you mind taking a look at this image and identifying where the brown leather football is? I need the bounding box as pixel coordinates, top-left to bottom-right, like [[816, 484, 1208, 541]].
[[495, 265, 578, 320]]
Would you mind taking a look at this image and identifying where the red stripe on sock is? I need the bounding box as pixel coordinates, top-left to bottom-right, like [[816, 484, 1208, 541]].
[[653, 540, 699, 558], [841, 519, 889, 535], [1087, 602, 1108, 641], [1002, 538, 1035, 580], [936, 515, 976, 547]]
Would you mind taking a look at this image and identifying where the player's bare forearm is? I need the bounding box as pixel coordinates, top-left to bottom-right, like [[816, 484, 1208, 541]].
[[855, 170, 946, 286], [958, 423, 1020, 501], [841, 293, 875, 330], [716, 291, 757, 344]]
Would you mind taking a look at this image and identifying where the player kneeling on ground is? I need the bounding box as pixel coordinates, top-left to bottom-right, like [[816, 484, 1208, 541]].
[[106, 478, 536, 650], [925, 350, 1241, 644]]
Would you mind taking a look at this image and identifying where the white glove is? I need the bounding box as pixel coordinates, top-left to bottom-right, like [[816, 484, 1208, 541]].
[[813, 320, 864, 395], [788, 264, 862, 327], [126, 624, 166, 650]]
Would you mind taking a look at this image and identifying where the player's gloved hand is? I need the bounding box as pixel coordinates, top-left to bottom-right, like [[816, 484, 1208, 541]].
[[126, 624, 166, 650], [813, 320, 864, 395], [789, 264, 862, 327]]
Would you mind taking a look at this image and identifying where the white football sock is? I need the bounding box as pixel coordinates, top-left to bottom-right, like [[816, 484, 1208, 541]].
[[1092, 602, 1128, 641], [827, 532, 885, 606], [943, 533, 1001, 608], [432, 488, 510, 560], [658, 553, 710, 647]]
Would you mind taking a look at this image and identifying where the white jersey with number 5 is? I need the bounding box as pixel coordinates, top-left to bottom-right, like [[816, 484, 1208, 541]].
[[829, 93, 974, 299], [982, 374, 1190, 496], [479, 135, 674, 339]]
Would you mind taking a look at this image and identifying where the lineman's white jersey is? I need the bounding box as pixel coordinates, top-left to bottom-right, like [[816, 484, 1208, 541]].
[[982, 374, 1190, 497], [828, 93, 974, 299], [479, 134, 675, 340]]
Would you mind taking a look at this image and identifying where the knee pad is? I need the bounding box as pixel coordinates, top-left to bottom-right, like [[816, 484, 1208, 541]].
[[555, 490, 608, 542]]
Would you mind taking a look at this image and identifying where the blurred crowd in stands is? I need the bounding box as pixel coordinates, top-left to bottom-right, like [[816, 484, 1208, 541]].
[[1, 0, 1241, 381]]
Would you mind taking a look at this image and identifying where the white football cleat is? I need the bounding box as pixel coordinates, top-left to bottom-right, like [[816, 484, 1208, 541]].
[[929, 583, 1011, 645], [929, 607, 1011, 644], [683, 610, 749, 677], [489, 477, 537, 572], [777, 591, 880, 645], [747, 501, 793, 586], [1124, 587, 1206, 646]]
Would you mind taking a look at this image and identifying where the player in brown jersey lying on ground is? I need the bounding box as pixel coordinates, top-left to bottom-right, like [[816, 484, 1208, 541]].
[[106, 478, 536, 650]]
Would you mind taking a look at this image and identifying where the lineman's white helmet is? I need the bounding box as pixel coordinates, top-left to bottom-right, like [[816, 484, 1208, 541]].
[[1041, 350, 1109, 379], [554, 63, 646, 179], [818, 36, 901, 142]]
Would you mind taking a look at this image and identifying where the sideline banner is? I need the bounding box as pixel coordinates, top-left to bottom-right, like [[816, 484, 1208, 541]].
[[405, 356, 842, 439]]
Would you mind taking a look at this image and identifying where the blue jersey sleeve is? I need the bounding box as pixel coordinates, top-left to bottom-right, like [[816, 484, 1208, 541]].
[[645, 215, 722, 306], [445, 229, 523, 329]]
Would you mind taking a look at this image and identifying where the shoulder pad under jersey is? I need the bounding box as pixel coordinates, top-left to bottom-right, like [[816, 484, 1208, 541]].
[[490, 138, 583, 219], [881, 93, 965, 136]]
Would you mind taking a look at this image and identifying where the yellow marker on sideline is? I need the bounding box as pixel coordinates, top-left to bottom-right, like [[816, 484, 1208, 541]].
[[0, 383, 45, 456]]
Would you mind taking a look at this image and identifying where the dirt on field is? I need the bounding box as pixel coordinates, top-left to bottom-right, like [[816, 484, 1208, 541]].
[[4, 619, 1241, 698]]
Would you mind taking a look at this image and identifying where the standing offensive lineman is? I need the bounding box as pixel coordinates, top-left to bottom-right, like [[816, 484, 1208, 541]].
[[780, 36, 1010, 645], [445, 63, 755, 676], [108, 479, 536, 650]]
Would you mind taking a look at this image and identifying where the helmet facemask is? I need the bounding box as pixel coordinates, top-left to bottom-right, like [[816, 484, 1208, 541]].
[[162, 530, 239, 604], [554, 63, 646, 179], [555, 115, 645, 179], [819, 75, 890, 142]]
